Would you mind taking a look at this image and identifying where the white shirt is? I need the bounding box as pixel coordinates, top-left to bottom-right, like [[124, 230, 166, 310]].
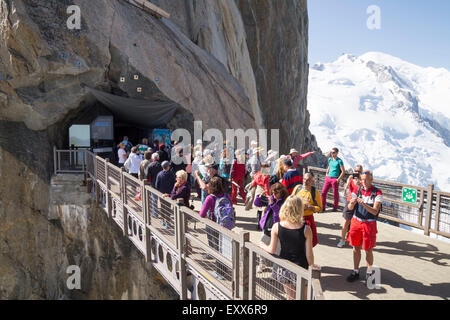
[[118, 148, 127, 164], [124, 153, 142, 174]]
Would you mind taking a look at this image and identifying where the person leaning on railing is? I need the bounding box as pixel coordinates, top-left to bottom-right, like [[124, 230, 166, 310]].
[[259, 195, 319, 300], [163, 170, 191, 207]]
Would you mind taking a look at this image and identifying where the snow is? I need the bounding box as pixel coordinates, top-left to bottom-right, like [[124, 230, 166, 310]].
[[308, 52, 450, 191]]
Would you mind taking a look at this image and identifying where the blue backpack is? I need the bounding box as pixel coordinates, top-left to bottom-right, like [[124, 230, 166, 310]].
[[211, 195, 236, 230]]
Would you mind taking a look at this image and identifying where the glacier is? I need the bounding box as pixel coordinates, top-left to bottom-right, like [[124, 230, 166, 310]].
[[308, 52, 450, 191]]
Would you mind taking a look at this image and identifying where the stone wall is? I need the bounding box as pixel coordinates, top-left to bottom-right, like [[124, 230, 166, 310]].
[[0, 0, 325, 299]]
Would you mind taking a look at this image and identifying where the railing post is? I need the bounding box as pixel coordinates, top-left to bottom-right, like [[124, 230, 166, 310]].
[[248, 250, 256, 300], [239, 231, 250, 300], [121, 167, 129, 236], [177, 206, 188, 300], [296, 275, 306, 300], [58, 149, 61, 174], [311, 268, 324, 300], [145, 225, 152, 263], [434, 192, 441, 233], [53, 146, 57, 175], [141, 180, 151, 262], [232, 239, 240, 299], [82, 150, 86, 185], [142, 180, 149, 226], [105, 159, 113, 219], [418, 188, 425, 226], [424, 184, 434, 236]]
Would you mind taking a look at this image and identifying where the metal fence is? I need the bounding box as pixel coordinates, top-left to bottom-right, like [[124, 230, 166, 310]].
[[53, 147, 87, 174], [54, 148, 323, 300], [306, 166, 450, 238]]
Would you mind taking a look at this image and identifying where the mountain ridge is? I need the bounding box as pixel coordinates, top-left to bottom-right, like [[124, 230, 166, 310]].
[[308, 51, 450, 191]]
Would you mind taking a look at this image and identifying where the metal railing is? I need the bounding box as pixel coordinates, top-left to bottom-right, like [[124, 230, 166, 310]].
[[305, 166, 450, 238], [56, 148, 323, 300], [53, 146, 87, 174]]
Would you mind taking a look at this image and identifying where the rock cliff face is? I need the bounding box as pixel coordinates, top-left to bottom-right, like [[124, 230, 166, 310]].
[[0, 0, 324, 299]]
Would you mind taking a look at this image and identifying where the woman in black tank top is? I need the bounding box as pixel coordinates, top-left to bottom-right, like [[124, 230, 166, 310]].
[[259, 195, 315, 300]]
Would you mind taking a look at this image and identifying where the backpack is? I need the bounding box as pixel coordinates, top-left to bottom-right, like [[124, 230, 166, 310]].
[[356, 186, 382, 214], [294, 186, 317, 206], [211, 194, 236, 230]]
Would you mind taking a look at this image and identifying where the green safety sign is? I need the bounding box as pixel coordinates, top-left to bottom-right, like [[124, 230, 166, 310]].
[[402, 187, 417, 204]]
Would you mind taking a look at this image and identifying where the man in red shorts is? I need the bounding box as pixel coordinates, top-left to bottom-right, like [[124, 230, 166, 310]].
[[346, 170, 382, 282]]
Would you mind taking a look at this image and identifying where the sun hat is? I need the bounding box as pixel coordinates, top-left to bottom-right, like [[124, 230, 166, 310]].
[[289, 148, 299, 154]]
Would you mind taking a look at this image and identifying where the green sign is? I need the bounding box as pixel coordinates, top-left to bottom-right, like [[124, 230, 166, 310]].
[[402, 187, 417, 204]]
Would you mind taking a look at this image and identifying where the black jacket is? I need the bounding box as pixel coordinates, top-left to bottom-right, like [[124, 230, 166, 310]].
[[147, 161, 163, 188]]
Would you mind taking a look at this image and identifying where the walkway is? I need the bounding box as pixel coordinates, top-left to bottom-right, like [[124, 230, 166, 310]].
[[191, 198, 450, 300]]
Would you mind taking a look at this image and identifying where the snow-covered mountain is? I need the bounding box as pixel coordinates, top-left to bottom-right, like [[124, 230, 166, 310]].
[[308, 52, 450, 191]]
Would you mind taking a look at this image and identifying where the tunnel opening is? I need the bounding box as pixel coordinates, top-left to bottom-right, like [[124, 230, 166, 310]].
[[63, 87, 194, 165]]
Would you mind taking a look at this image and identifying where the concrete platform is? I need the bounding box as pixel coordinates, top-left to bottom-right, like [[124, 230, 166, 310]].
[[192, 197, 450, 300]]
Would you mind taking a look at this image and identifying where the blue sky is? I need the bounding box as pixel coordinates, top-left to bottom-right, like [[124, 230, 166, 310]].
[[308, 0, 450, 70]]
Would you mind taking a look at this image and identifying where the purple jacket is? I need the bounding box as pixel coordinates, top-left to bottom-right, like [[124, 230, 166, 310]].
[[200, 193, 232, 220], [170, 182, 191, 207], [254, 194, 285, 231]]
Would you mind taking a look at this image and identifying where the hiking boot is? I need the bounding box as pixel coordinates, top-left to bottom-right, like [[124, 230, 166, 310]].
[[337, 239, 346, 248], [346, 271, 360, 282]]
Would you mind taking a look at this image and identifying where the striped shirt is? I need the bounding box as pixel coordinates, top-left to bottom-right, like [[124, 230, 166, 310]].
[[351, 186, 383, 220], [281, 169, 303, 194]]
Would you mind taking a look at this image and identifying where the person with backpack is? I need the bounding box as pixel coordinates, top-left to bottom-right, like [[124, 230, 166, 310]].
[[346, 170, 382, 283], [121, 136, 133, 153], [292, 172, 323, 247], [337, 165, 363, 248], [321, 147, 345, 212], [199, 177, 235, 280]]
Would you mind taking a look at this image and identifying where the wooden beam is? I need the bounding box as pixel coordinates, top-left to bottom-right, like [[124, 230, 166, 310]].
[[130, 0, 170, 19]]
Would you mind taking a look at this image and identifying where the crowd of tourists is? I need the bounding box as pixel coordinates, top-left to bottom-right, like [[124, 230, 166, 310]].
[[116, 137, 383, 298]]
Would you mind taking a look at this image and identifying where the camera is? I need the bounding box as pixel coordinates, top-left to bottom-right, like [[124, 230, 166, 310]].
[[352, 173, 360, 179]]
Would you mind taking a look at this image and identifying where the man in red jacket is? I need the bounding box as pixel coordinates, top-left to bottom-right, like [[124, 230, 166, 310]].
[[231, 150, 247, 205]]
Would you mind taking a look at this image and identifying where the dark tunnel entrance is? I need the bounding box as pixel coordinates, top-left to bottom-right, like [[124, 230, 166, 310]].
[[65, 88, 192, 165]]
